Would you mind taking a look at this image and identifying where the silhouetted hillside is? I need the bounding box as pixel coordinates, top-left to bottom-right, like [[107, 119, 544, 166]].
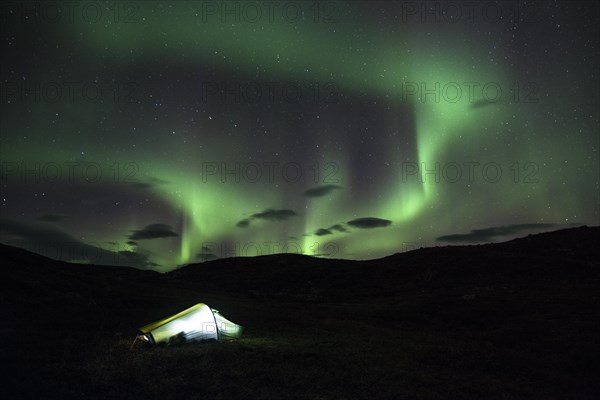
[[2, 226, 599, 400], [168, 226, 599, 297]]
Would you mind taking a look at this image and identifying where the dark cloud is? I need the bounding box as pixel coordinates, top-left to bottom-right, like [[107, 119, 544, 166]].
[[127, 240, 138, 246], [37, 214, 67, 222], [304, 185, 342, 198], [129, 224, 178, 240], [347, 217, 392, 229], [436, 223, 559, 243], [329, 224, 347, 233], [314, 224, 348, 236], [252, 209, 297, 221], [150, 177, 170, 185], [236, 209, 297, 228], [196, 245, 219, 261], [0, 218, 155, 268], [236, 219, 251, 228]]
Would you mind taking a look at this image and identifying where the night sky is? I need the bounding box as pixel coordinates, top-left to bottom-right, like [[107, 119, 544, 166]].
[[1, 1, 598, 271]]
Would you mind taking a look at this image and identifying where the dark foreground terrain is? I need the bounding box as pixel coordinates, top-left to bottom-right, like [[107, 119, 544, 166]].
[[2, 226, 599, 399]]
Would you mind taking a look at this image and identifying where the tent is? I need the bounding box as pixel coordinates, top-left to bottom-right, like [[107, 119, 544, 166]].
[[137, 303, 243, 345]]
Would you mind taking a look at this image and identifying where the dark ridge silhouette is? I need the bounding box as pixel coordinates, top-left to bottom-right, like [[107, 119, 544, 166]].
[[2, 226, 599, 400]]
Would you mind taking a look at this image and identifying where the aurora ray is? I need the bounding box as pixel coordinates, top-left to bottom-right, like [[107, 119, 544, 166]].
[[0, 1, 597, 269]]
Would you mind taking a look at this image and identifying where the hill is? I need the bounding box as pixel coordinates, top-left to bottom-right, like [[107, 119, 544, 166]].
[[2, 226, 599, 399]]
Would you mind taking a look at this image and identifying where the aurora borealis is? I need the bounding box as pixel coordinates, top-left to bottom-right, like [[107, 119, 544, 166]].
[[1, 1, 598, 271]]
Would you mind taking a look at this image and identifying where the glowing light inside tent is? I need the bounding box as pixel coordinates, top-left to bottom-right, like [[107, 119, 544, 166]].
[[138, 303, 242, 344]]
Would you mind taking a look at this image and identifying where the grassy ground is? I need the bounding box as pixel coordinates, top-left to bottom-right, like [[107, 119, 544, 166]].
[[2, 227, 599, 399]]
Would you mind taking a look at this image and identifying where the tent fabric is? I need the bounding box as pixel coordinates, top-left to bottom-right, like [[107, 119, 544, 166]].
[[213, 311, 243, 339], [139, 303, 242, 344]]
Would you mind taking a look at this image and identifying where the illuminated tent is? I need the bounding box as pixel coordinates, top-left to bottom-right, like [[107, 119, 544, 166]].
[[138, 303, 243, 345]]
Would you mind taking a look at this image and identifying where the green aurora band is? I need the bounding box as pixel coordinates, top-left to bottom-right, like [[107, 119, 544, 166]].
[[1, 1, 597, 270]]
